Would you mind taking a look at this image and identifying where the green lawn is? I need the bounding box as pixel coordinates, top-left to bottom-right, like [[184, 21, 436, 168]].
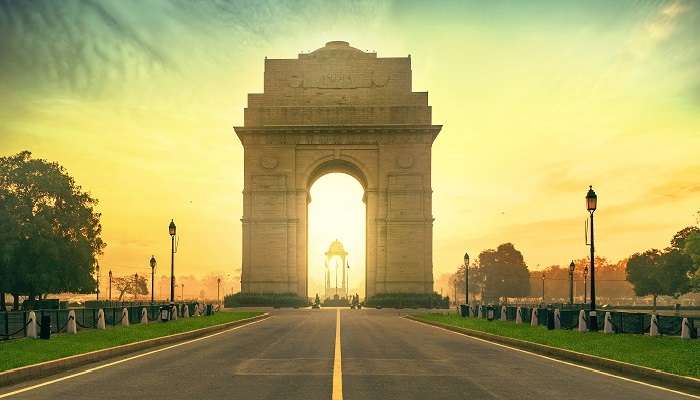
[[0, 311, 262, 372], [415, 313, 700, 378]]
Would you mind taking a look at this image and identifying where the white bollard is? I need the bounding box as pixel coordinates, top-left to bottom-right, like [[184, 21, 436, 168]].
[[578, 310, 588, 332], [183, 304, 190, 318], [140, 308, 148, 324], [515, 307, 522, 324], [554, 309, 561, 329], [649, 314, 659, 337], [530, 308, 538, 326], [66, 310, 77, 334], [500, 306, 507, 321], [97, 309, 106, 330], [680, 318, 691, 339], [26, 311, 38, 338], [121, 308, 129, 326], [603, 312, 614, 334], [171, 305, 178, 320], [477, 304, 483, 319]]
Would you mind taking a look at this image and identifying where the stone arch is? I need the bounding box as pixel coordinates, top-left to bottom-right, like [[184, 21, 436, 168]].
[[234, 41, 441, 300]]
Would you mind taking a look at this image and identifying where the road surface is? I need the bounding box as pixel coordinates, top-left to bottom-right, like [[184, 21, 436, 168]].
[[0, 308, 694, 399]]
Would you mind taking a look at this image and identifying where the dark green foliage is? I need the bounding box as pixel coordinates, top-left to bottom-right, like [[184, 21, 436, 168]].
[[224, 292, 309, 307], [364, 292, 449, 308], [0, 151, 105, 299], [684, 231, 700, 291], [478, 243, 530, 299], [671, 226, 700, 251], [627, 248, 694, 299]]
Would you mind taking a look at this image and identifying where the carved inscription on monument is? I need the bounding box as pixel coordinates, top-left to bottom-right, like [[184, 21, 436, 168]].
[[388, 193, 422, 219]]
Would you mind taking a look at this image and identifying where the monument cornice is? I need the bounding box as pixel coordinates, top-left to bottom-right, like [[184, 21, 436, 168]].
[[234, 124, 441, 145]]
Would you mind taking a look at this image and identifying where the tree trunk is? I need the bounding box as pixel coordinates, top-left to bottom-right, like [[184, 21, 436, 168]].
[[12, 293, 19, 310], [0, 291, 5, 311], [652, 294, 657, 313]]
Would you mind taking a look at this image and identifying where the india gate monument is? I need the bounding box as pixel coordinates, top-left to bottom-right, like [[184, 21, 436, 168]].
[[234, 41, 441, 299]]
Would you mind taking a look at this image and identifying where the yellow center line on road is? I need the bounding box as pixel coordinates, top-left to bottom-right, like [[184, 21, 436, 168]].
[[332, 308, 343, 400]]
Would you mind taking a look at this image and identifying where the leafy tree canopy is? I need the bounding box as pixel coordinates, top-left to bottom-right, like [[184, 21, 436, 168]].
[[684, 231, 700, 291], [670, 226, 700, 251], [626, 248, 693, 298], [0, 151, 105, 297], [113, 275, 148, 301], [478, 243, 530, 299]]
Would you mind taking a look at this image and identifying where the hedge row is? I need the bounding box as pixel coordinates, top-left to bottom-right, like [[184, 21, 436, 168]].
[[224, 292, 309, 308], [365, 293, 449, 309]]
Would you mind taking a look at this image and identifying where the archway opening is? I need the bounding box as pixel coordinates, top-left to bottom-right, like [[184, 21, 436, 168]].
[[307, 173, 366, 301]]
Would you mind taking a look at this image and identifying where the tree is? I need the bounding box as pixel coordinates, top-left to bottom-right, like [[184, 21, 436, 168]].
[[478, 243, 530, 300], [671, 226, 700, 251], [683, 231, 700, 291], [0, 151, 105, 306], [626, 249, 694, 310], [113, 275, 148, 301], [451, 262, 482, 303]]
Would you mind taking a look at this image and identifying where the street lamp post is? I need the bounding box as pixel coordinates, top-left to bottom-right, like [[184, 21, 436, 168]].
[[217, 277, 221, 305], [108, 270, 112, 302], [150, 256, 156, 304], [463, 252, 469, 308], [586, 186, 598, 331], [181, 283, 184, 301], [96, 261, 100, 301], [583, 266, 588, 305], [169, 219, 176, 305], [568, 261, 575, 305], [541, 272, 545, 304], [134, 273, 138, 301]]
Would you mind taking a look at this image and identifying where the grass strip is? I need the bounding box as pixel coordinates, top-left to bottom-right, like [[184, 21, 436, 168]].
[[0, 311, 262, 372], [415, 313, 700, 378]]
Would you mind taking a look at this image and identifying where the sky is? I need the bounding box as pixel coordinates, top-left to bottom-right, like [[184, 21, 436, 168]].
[[1, 0, 699, 297]]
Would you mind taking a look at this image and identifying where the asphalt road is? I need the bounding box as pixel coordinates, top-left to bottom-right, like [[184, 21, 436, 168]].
[[0, 308, 695, 400]]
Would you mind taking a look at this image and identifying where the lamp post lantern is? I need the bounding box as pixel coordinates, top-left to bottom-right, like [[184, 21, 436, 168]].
[[169, 219, 176, 305], [463, 252, 469, 307], [586, 185, 598, 331], [150, 256, 156, 304], [108, 270, 112, 302], [568, 261, 575, 305]]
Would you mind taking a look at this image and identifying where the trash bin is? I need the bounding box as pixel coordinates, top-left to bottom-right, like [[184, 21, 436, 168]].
[[459, 304, 468, 317], [487, 305, 494, 321], [40, 314, 51, 340], [159, 306, 170, 322]]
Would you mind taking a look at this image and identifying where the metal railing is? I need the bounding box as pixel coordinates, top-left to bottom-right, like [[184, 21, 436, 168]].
[[0, 303, 204, 340], [464, 304, 698, 337]]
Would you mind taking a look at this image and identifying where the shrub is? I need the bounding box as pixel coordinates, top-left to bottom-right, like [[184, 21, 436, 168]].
[[365, 292, 449, 309], [224, 292, 309, 308]]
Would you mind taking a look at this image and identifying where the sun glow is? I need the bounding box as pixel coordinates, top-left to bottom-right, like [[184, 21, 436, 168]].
[[308, 173, 366, 299]]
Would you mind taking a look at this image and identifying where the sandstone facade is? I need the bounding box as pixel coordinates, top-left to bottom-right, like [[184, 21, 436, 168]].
[[234, 41, 441, 298]]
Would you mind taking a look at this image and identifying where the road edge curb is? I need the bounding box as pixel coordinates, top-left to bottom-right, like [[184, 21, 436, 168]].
[[0, 313, 270, 388], [405, 315, 700, 396]]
